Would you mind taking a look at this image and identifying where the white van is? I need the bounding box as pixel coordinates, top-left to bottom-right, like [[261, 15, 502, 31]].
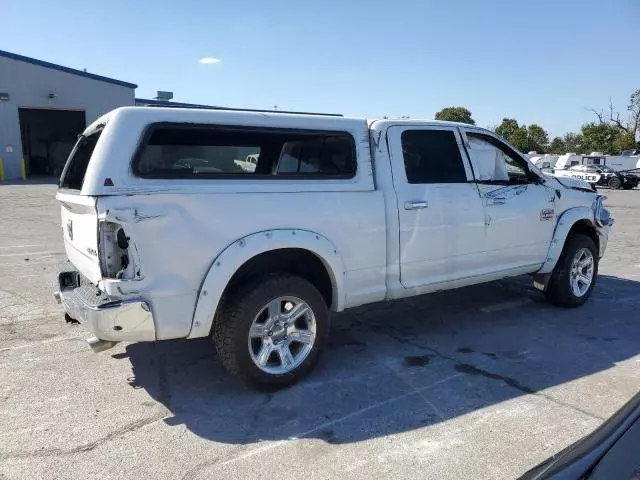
[[530, 155, 559, 170], [556, 152, 640, 172]]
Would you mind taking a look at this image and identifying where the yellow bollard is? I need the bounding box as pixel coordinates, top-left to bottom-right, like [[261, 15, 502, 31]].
[[0, 157, 4, 181], [20, 157, 26, 180]]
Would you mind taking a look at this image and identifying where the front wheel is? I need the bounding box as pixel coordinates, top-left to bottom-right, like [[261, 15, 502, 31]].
[[608, 177, 622, 189], [544, 234, 598, 307], [213, 274, 329, 390]]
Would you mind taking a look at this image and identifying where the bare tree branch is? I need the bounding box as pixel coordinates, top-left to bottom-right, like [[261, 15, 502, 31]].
[[608, 98, 628, 132], [628, 90, 640, 136], [586, 97, 635, 135], [585, 107, 606, 124]]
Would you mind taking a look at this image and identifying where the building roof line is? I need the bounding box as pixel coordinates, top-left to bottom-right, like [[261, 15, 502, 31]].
[[0, 49, 137, 89]]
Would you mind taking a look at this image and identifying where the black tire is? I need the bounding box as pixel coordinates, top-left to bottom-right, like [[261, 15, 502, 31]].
[[607, 177, 622, 189], [213, 274, 329, 390], [544, 234, 598, 308]]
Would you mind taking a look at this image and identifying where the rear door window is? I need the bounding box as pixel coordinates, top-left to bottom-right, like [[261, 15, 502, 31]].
[[59, 131, 102, 190], [133, 125, 356, 178], [400, 129, 468, 184]]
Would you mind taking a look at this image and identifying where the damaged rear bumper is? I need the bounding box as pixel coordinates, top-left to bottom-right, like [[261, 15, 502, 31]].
[[55, 270, 156, 344]]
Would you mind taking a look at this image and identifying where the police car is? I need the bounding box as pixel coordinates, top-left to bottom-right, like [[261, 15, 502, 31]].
[[562, 164, 638, 190]]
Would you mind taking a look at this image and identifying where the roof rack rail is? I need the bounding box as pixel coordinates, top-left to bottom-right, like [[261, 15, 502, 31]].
[[134, 98, 343, 117]]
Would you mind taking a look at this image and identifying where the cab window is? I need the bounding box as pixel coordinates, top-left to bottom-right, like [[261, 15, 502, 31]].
[[466, 133, 532, 184]]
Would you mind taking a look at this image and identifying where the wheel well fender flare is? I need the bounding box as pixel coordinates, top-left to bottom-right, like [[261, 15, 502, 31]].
[[537, 206, 596, 275], [187, 229, 346, 339]]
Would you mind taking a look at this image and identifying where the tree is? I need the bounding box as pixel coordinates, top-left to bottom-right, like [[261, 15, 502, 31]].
[[526, 124, 549, 152], [435, 107, 475, 125], [562, 132, 585, 153], [613, 131, 638, 152], [549, 137, 565, 153], [494, 118, 549, 153], [581, 123, 620, 154], [586, 89, 640, 153], [494, 118, 520, 140], [495, 118, 529, 151]]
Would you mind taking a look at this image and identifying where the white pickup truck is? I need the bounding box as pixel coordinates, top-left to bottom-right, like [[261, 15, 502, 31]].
[[55, 107, 613, 389]]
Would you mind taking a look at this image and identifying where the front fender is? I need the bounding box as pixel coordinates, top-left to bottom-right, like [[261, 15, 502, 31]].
[[187, 229, 346, 339], [537, 206, 595, 275]]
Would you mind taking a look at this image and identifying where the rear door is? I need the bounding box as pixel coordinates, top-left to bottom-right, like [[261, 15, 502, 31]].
[[387, 125, 487, 288], [57, 132, 102, 284]]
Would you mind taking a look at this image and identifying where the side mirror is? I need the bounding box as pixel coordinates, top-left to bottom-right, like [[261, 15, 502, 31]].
[[526, 167, 544, 184]]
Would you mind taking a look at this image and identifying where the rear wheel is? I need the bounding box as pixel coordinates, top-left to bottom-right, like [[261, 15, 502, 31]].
[[545, 234, 598, 307], [607, 177, 622, 189], [213, 274, 329, 390]]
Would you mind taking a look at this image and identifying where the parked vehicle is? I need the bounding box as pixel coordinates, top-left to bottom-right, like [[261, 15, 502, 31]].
[[234, 153, 259, 172], [55, 107, 613, 389], [529, 155, 559, 171], [520, 390, 640, 479], [555, 152, 640, 173], [621, 149, 640, 156], [565, 164, 638, 190]]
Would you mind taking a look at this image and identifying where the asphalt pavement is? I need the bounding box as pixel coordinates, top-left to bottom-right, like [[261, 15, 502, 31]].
[[1, 184, 639, 479]]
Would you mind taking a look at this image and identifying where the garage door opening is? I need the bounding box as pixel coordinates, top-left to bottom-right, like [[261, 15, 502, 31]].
[[18, 108, 86, 177]]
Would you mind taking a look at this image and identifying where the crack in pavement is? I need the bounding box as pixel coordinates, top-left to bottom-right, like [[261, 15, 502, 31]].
[[347, 315, 606, 422], [0, 410, 168, 459], [180, 393, 275, 480], [388, 330, 604, 420], [180, 372, 464, 479]]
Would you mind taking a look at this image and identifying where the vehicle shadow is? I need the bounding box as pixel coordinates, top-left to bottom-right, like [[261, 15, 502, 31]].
[[119, 274, 640, 445]]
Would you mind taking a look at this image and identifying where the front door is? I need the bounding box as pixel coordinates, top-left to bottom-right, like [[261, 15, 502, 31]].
[[462, 130, 556, 270], [387, 126, 487, 288]]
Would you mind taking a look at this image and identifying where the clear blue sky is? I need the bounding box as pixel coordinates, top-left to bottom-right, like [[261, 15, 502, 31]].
[[4, 0, 639, 136]]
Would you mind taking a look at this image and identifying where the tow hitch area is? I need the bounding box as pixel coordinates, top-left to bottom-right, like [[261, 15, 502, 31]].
[[87, 337, 119, 353]]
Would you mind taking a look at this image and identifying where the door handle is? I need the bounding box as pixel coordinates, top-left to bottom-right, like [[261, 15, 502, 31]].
[[487, 197, 505, 205], [404, 200, 428, 210]]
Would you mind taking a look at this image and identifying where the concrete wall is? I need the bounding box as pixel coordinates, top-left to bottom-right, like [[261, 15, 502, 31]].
[[0, 56, 135, 179]]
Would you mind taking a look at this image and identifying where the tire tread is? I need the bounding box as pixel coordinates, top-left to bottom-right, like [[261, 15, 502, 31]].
[[544, 233, 598, 307], [213, 273, 328, 390]]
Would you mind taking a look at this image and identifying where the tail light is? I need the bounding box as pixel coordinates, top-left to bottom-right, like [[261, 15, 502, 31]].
[[99, 221, 135, 279]]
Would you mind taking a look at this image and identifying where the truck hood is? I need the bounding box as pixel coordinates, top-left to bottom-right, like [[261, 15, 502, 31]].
[[543, 172, 595, 192]]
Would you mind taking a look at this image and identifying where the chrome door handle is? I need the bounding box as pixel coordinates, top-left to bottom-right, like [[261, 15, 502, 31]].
[[404, 200, 428, 210]]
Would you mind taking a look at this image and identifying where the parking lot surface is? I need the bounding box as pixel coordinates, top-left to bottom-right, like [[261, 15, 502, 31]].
[[1, 184, 640, 480]]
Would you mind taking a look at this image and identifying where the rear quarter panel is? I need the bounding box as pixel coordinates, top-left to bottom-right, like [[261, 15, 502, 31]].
[[98, 190, 386, 340]]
